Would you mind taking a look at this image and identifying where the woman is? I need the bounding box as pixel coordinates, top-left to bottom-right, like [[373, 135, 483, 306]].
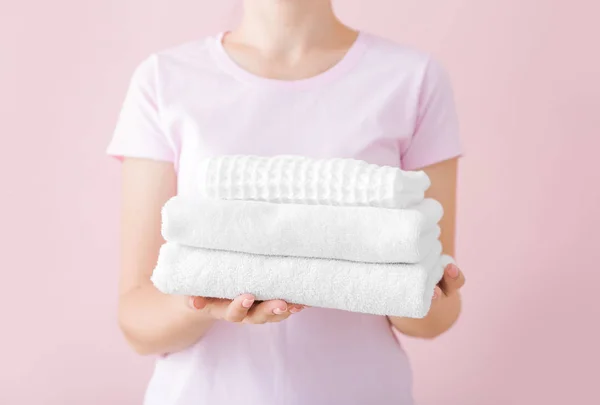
[[107, 0, 466, 404]]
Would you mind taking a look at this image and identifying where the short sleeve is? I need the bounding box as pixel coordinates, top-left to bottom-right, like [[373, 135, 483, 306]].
[[106, 55, 176, 163], [400, 58, 463, 170]]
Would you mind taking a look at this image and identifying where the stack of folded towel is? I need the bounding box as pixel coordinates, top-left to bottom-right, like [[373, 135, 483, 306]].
[[151, 155, 454, 318]]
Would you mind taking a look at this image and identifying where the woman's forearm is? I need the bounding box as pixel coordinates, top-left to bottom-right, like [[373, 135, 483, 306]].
[[388, 291, 462, 339], [118, 282, 215, 355]]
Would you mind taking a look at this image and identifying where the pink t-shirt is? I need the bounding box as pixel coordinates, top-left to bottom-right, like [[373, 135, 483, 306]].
[[107, 31, 462, 405]]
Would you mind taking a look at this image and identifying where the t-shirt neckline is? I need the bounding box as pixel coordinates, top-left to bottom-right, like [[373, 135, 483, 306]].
[[209, 30, 370, 90]]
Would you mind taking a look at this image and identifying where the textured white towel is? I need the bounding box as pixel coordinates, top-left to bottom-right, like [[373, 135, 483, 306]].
[[151, 241, 454, 318], [196, 155, 430, 208], [162, 196, 443, 264]]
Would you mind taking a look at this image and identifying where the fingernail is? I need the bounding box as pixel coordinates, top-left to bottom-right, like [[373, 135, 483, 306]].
[[189, 297, 199, 309], [289, 306, 303, 314], [447, 264, 459, 279], [242, 299, 254, 308], [273, 307, 287, 315], [432, 288, 440, 300]]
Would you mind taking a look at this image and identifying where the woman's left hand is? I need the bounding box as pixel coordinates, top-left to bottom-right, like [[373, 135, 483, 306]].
[[388, 262, 465, 338], [433, 263, 466, 301]]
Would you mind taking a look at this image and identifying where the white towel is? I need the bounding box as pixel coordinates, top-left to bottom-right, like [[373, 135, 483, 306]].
[[196, 155, 430, 209], [151, 241, 454, 318], [161, 196, 443, 264]]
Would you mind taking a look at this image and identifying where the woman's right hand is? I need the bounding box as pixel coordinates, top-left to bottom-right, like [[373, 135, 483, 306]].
[[187, 294, 306, 324]]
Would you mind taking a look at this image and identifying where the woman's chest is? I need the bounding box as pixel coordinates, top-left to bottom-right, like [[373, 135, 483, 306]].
[[162, 84, 417, 193]]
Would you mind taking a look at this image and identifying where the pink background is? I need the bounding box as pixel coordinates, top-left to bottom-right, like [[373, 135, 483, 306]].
[[1, 1, 599, 404]]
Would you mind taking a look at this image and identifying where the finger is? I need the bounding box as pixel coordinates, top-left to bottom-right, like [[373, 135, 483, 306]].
[[245, 300, 289, 324], [187, 296, 209, 310], [223, 294, 255, 323], [266, 311, 293, 323], [439, 263, 465, 295], [288, 304, 306, 314]]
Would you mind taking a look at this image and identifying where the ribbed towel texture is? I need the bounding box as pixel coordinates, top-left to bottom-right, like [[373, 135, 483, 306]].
[[196, 155, 430, 208], [162, 196, 443, 263], [152, 155, 452, 318]]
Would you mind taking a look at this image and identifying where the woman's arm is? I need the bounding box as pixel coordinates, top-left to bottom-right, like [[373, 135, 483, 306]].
[[117, 158, 215, 355], [388, 157, 465, 339], [116, 158, 300, 355]]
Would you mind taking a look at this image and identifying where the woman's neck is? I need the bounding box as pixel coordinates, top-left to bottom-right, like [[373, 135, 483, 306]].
[[233, 0, 352, 54]]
